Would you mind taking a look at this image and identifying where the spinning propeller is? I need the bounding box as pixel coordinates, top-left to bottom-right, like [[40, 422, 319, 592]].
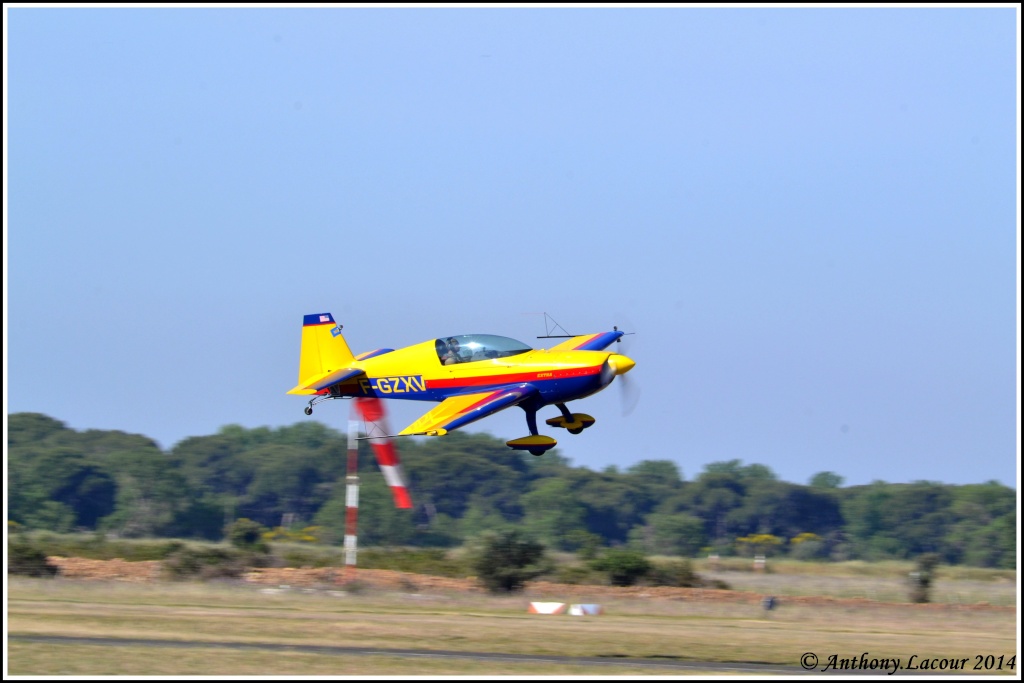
[[539, 311, 640, 418], [611, 324, 641, 417]]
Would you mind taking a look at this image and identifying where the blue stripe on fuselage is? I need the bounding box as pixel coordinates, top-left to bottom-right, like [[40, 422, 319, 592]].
[[345, 374, 604, 406]]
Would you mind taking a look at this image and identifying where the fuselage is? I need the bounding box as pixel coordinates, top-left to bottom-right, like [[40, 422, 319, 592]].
[[329, 337, 624, 407]]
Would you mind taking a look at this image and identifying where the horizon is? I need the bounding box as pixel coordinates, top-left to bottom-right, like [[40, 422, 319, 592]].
[[8, 409, 1016, 491]]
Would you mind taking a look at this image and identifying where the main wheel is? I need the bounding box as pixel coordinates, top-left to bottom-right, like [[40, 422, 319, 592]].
[[304, 406, 313, 416], [529, 448, 545, 456], [568, 427, 584, 434]]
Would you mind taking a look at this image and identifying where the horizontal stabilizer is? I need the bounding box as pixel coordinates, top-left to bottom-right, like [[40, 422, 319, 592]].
[[287, 367, 364, 394]]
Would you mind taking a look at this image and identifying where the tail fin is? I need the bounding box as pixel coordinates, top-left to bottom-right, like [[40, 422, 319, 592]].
[[289, 313, 356, 394]]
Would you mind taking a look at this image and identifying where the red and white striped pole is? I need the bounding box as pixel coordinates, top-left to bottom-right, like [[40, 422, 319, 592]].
[[343, 403, 360, 582], [354, 397, 412, 509]]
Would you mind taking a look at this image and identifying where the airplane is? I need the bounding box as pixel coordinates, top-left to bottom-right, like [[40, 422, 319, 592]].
[[287, 314, 636, 456]]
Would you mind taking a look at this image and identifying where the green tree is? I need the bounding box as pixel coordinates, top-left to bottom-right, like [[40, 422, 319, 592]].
[[625, 460, 685, 517], [630, 512, 706, 557], [943, 481, 1017, 566], [627, 459, 683, 481], [810, 471, 844, 489], [521, 478, 588, 550], [459, 493, 514, 538], [403, 432, 530, 520], [8, 446, 117, 530], [240, 444, 337, 527], [685, 471, 745, 545], [842, 480, 894, 559], [7, 412, 71, 448], [172, 434, 254, 498], [313, 476, 416, 546], [990, 510, 1016, 569], [24, 501, 77, 533], [702, 459, 744, 476], [98, 446, 191, 538], [740, 463, 777, 481], [568, 469, 651, 543]]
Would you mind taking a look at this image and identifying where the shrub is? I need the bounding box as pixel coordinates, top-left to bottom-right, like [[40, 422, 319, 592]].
[[163, 546, 270, 580], [280, 546, 341, 569], [7, 538, 59, 578], [908, 552, 941, 603], [590, 548, 651, 587], [552, 563, 605, 585], [789, 539, 827, 561], [470, 530, 550, 593], [643, 558, 732, 589], [341, 579, 371, 594], [227, 518, 270, 553], [359, 547, 467, 577], [645, 559, 700, 587], [21, 533, 186, 562]]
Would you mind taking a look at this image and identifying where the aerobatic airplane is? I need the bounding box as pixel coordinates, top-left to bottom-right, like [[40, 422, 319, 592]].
[[288, 314, 636, 455]]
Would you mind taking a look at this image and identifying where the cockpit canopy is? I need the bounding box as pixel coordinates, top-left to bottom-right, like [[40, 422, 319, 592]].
[[436, 334, 532, 365]]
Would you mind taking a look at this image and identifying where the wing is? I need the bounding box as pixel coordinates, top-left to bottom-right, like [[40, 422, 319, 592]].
[[286, 367, 364, 395], [546, 331, 624, 352], [398, 385, 535, 436]]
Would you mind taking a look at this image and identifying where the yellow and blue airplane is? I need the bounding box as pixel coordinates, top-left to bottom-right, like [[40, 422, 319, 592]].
[[288, 314, 636, 455]]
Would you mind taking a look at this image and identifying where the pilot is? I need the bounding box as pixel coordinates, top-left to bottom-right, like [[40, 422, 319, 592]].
[[441, 337, 461, 365]]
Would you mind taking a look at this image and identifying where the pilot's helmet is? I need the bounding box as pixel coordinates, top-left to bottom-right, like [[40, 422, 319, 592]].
[[447, 337, 460, 350]]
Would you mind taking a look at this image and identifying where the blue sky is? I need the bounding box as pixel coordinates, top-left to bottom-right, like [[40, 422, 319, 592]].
[[5, 6, 1019, 488]]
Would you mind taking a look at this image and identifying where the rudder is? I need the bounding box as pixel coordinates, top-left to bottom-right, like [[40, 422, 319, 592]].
[[297, 313, 356, 387]]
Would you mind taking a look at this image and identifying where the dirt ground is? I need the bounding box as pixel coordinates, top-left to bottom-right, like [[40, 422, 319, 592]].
[[44, 556, 1011, 613]]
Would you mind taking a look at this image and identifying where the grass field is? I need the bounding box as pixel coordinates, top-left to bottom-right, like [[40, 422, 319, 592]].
[[6, 575, 1018, 676], [701, 570, 1017, 606]]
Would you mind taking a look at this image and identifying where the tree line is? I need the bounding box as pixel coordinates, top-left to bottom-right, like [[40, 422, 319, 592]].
[[6, 412, 1016, 569]]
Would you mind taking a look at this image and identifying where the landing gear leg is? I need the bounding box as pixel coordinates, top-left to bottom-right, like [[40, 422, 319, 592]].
[[303, 394, 339, 416], [556, 403, 584, 434], [525, 407, 539, 436], [506, 404, 557, 456]]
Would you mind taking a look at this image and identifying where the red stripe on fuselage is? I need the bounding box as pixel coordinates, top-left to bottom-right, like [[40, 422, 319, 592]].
[[426, 365, 602, 390]]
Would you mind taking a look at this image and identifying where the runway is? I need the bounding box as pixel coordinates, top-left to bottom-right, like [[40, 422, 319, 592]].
[[9, 634, 879, 675]]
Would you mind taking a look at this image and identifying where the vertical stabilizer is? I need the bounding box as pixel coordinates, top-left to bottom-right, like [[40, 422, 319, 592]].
[[297, 313, 355, 386]]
